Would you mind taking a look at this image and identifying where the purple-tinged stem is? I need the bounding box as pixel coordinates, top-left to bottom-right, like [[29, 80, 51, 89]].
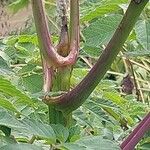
[[70, 0, 80, 50], [43, 60, 53, 93], [43, 0, 149, 115], [31, 0, 78, 67], [121, 112, 150, 150]]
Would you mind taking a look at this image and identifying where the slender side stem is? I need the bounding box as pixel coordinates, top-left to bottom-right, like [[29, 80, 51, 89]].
[[31, 0, 78, 67], [126, 58, 141, 101], [43, 60, 53, 93], [121, 112, 150, 150], [70, 0, 80, 49], [43, 0, 149, 115], [56, 0, 69, 56]]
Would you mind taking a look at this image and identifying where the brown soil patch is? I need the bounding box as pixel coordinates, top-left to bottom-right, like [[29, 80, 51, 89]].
[[0, 3, 32, 37]]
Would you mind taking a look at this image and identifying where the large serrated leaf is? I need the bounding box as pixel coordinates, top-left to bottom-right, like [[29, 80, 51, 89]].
[[83, 45, 102, 57], [90, 97, 118, 109], [125, 50, 150, 57], [81, 0, 127, 22], [83, 101, 111, 123], [20, 118, 56, 143], [51, 124, 69, 143], [83, 15, 122, 53], [21, 74, 43, 93], [0, 110, 25, 129], [103, 92, 134, 125], [0, 57, 13, 76], [18, 64, 36, 75], [0, 77, 35, 107], [103, 91, 127, 106], [0, 98, 20, 114], [0, 109, 56, 143], [0, 143, 43, 150], [17, 35, 38, 45], [81, 4, 119, 22], [135, 20, 150, 50], [62, 136, 120, 150]]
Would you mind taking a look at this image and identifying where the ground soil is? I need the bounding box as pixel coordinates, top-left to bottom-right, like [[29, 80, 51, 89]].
[[0, 3, 32, 37]]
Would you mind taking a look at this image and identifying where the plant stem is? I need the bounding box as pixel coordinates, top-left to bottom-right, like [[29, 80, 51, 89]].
[[32, 0, 79, 126], [43, 0, 148, 115], [70, 0, 79, 48], [121, 112, 150, 150], [31, 0, 78, 67]]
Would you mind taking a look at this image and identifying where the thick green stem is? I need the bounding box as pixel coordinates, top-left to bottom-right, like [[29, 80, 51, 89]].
[[32, 0, 79, 126], [43, 0, 148, 115], [49, 66, 73, 126], [52, 67, 72, 91]]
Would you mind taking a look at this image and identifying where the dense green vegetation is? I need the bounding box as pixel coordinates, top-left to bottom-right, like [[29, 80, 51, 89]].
[[0, 0, 149, 149]]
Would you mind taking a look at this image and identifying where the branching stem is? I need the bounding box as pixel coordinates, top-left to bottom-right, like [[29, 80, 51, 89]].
[[43, 0, 149, 115], [31, 0, 78, 67]]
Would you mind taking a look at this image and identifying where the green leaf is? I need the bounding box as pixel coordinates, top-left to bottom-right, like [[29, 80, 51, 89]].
[[103, 0, 128, 4], [125, 50, 150, 57], [68, 126, 81, 142], [73, 110, 94, 127], [0, 126, 11, 137], [103, 92, 134, 125], [83, 45, 102, 58], [51, 124, 69, 143], [135, 20, 150, 50], [0, 57, 10, 70], [15, 43, 30, 58], [8, 0, 30, 13], [17, 35, 38, 45], [138, 143, 150, 150], [18, 64, 36, 75], [81, 4, 119, 22], [0, 57, 13, 76], [0, 143, 43, 150], [21, 74, 43, 93], [21, 118, 56, 143], [0, 110, 25, 129], [61, 143, 86, 150], [0, 135, 17, 145], [81, 0, 128, 22], [103, 91, 127, 106], [62, 136, 120, 150], [71, 68, 88, 86], [91, 97, 118, 109], [102, 128, 114, 140], [0, 98, 20, 114], [83, 101, 111, 123], [2, 36, 18, 46], [0, 77, 35, 107], [83, 15, 122, 55], [0, 109, 56, 143]]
